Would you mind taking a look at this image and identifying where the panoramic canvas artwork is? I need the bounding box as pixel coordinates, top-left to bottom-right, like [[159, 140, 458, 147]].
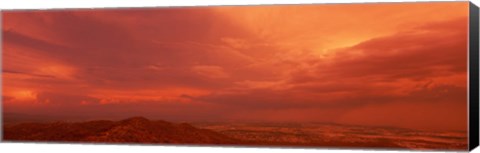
[[1, 1, 474, 151]]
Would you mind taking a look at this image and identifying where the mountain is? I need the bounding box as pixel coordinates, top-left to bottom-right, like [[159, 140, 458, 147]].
[[3, 117, 239, 145]]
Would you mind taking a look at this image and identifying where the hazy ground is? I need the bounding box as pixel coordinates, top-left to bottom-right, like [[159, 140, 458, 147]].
[[193, 122, 467, 150]]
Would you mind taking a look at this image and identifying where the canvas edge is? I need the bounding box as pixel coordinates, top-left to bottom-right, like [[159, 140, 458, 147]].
[[469, 1, 480, 151]]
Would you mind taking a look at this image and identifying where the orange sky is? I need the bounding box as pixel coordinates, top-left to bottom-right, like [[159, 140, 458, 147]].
[[2, 2, 470, 131]]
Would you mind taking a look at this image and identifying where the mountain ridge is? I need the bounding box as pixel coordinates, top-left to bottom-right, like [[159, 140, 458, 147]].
[[3, 116, 240, 144]]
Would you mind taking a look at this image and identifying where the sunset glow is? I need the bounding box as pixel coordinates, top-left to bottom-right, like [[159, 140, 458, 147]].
[[2, 2, 469, 133]]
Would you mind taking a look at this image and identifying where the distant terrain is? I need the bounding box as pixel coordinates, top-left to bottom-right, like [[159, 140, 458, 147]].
[[3, 117, 468, 150]]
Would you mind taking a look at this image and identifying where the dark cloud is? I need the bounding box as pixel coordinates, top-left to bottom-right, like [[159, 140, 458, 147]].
[[2, 69, 56, 78]]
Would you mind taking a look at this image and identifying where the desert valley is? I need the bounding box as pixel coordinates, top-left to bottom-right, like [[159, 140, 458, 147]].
[[3, 116, 467, 150]]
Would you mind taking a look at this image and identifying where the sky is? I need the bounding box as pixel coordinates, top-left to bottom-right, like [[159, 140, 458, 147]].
[[2, 2, 470, 131]]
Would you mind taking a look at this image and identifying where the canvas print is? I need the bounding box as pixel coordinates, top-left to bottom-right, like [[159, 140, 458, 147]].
[[1, 1, 475, 151]]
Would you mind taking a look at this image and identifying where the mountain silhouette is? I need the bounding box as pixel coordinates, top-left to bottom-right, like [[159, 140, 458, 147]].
[[3, 117, 239, 144]]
